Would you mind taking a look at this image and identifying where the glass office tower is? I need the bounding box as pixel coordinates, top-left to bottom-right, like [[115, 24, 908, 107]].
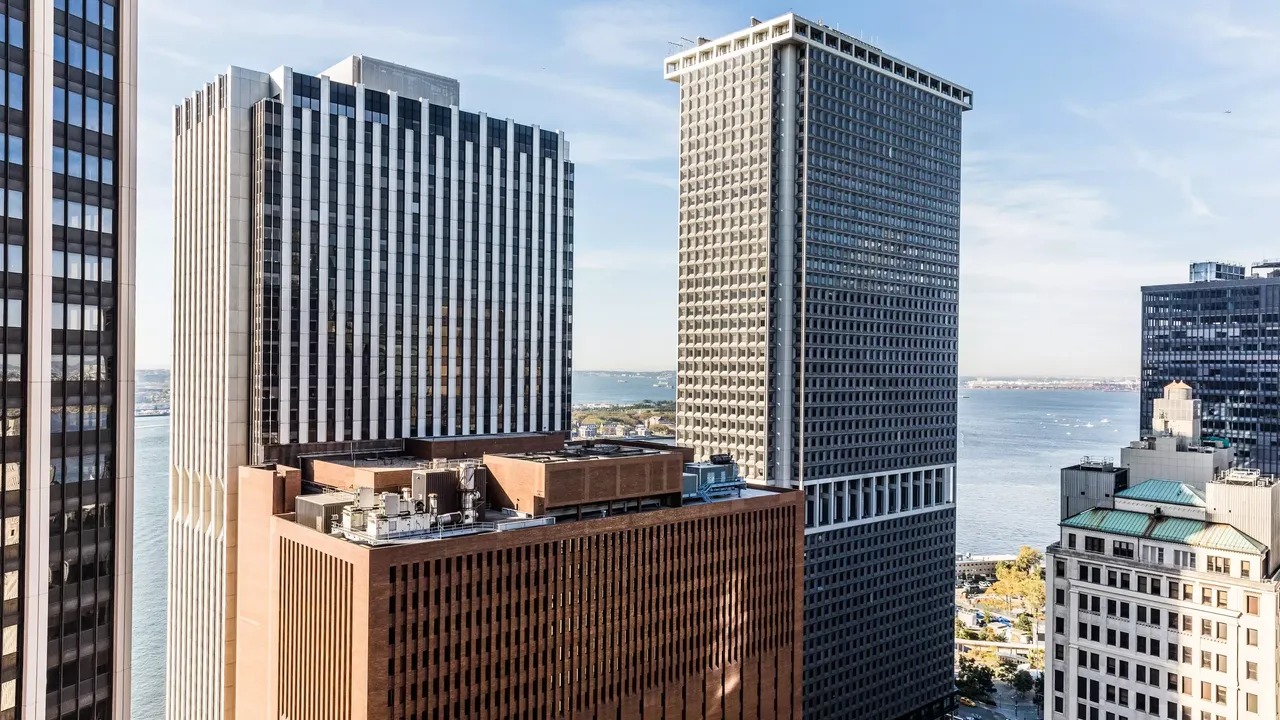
[[1142, 264, 1280, 475], [664, 14, 970, 720], [0, 1, 136, 718], [170, 57, 572, 719]]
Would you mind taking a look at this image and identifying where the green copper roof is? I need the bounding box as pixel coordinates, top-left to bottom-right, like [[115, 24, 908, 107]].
[[1063, 508, 1152, 536], [1115, 479, 1206, 508], [1063, 508, 1267, 554], [1150, 517, 1268, 553]]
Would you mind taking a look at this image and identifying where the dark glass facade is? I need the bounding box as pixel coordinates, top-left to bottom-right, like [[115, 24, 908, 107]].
[[48, 0, 119, 718], [1141, 276, 1280, 475], [798, 45, 962, 720], [0, 1, 24, 717], [804, 511, 957, 719], [799, 47, 960, 481], [249, 71, 573, 460]]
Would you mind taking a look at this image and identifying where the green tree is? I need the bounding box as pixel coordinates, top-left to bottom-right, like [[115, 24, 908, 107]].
[[995, 657, 1019, 684], [954, 617, 981, 641], [1027, 648, 1045, 671], [1012, 669, 1034, 697], [1034, 672, 1044, 706], [1015, 613, 1033, 634], [956, 655, 995, 700]]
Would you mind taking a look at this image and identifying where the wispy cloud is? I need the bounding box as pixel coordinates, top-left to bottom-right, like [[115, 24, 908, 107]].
[[562, 1, 724, 70], [1066, 101, 1217, 219], [959, 174, 1168, 376], [147, 3, 466, 47]]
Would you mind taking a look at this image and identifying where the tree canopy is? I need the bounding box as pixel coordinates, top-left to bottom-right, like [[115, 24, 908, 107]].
[[956, 656, 995, 701], [983, 546, 1046, 617]]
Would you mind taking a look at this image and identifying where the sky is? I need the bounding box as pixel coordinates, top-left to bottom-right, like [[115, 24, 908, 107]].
[[136, 0, 1280, 376]]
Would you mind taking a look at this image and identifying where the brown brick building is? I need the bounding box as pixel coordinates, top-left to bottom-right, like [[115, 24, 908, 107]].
[[234, 444, 803, 720]]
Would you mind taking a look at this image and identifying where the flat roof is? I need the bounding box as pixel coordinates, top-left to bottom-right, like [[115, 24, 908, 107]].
[[318, 455, 426, 470], [1143, 274, 1280, 291], [297, 484, 786, 548], [663, 12, 972, 109], [490, 445, 674, 464]]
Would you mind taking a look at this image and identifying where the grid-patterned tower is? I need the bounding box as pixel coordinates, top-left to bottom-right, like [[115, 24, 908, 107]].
[[1142, 265, 1280, 474], [4, 1, 138, 718], [665, 14, 970, 719], [169, 57, 573, 718]]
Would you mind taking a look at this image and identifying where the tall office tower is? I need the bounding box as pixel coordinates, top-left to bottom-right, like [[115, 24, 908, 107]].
[[234, 443, 803, 719], [170, 56, 573, 718], [1046, 469, 1280, 720], [0, 1, 138, 719], [1141, 261, 1280, 474], [663, 14, 971, 720]]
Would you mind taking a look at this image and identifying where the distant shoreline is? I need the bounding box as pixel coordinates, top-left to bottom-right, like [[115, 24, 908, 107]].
[[963, 386, 1138, 392]]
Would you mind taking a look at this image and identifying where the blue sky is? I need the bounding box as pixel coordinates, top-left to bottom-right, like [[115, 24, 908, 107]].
[[137, 0, 1280, 376]]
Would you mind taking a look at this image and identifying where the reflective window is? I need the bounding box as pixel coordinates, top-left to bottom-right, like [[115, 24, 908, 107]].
[[7, 17, 22, 48], [85, 97, 99, 132], [68, 91, 81, 126]]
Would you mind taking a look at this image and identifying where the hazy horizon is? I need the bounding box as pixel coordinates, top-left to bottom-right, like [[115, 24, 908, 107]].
[[136, 0, 1280, 378]]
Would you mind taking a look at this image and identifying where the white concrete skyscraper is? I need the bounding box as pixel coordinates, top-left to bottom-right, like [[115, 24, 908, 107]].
[[1047, 469, 1280, 720], [665, 14, 970, 719], [1048, 387, 1280, 720], [169, 56, 573, 718], [0, 1, 138, 718]]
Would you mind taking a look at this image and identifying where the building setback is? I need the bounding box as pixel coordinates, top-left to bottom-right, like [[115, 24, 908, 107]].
[[663, 14, 969, 720], [234, 445, 803, 719], [169, 57, 573, 719], [3, 1, 138, 718], [1141, 263, 1280, 474]]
